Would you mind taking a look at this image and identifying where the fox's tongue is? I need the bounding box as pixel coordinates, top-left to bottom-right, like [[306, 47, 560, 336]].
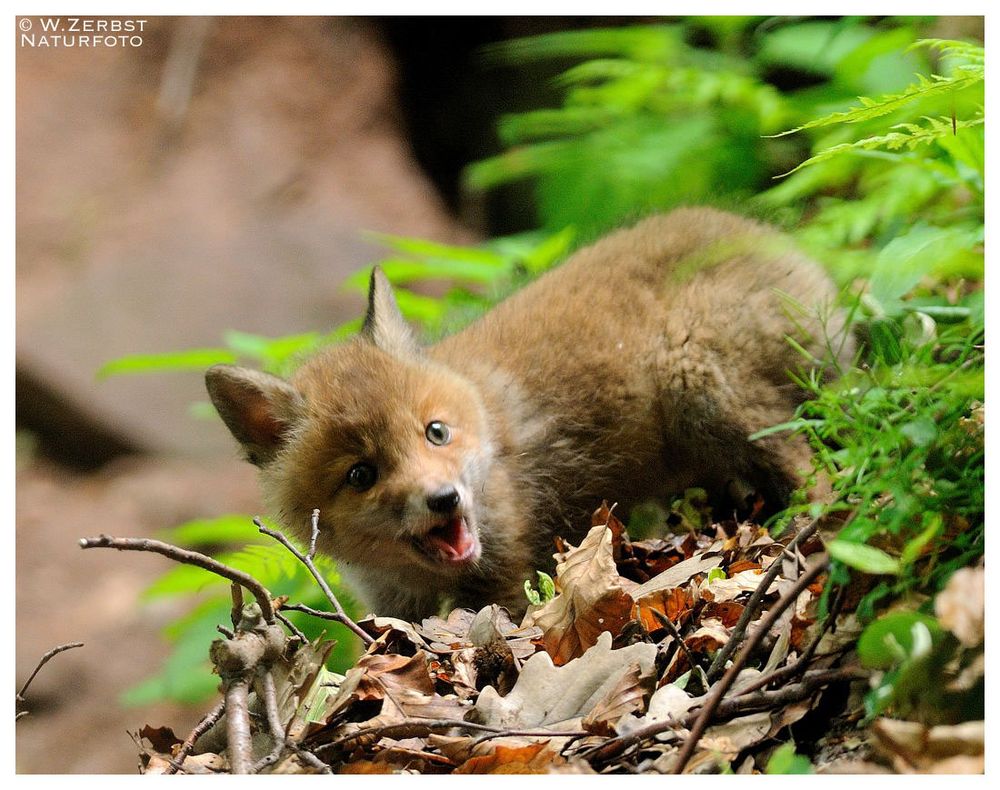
[[426, 517, 476, 561]]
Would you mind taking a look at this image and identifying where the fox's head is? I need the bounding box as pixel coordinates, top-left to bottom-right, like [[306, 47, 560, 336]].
[[205, 269, 493, 576]]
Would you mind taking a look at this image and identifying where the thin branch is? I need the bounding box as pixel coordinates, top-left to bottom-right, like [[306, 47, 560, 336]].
[[230, 583, 245, 629], [80, 534, 274, 623], [252, 670, 289, 773], [712, 666, 866, 720], [17, 641, 84, 704], [254, 517, 373, 645], [314, 718, 588, 757], [165, 698, 225, 775], [672, 555, 829, 774], [706, 516, 821, 680], [730, 583, 847, 698], [224, 678, 253, 775], [274, 610, 307, 645], [308, 508, 320, 559], [586, 663, 863, 765], [650, 607, 698, 671], [285, 742, 332, 774]]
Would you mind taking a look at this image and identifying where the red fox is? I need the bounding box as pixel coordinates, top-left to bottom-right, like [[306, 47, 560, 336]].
[[206, 208, 851, 620]]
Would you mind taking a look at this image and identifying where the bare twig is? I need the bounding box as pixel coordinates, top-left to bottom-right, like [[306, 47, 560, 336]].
[[730, 583, 847, 698], [80, 534, 274, 623], [230, 583, 245, 630], [274, 610, 307, 645], [308, 508, 320, 559], [672, 555, 829, 774], [650, 607, 698, 671], [586, 663, 863, 765], [711, 666, 866, 719], [706, 517, 821, 680], [285, 742, 332, 774], [224, 678, 253, 774], [255, 517, 373, 646], [165, 699, 226, 775], [314, 718, 588, 757], [252, 670, 289, 773], [16, 641, 84, 708]]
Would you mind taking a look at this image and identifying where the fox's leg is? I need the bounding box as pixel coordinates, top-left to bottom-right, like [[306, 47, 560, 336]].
[[656, 343, 814, 514]]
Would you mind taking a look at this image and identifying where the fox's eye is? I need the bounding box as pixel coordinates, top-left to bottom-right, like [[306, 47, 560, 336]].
[[346, 462, 378, 491], [425, 420, 451, 446]]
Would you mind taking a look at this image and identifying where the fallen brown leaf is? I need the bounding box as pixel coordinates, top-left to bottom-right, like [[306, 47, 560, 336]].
[[528, 520, 635, 664], [454, 742, 564, 774]]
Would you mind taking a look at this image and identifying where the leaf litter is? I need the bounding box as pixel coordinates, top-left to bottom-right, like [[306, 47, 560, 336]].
[[133, 502, 983, 774]]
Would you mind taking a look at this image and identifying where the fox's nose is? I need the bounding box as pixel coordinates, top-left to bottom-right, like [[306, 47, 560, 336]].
[[426, 486, 461, 514]]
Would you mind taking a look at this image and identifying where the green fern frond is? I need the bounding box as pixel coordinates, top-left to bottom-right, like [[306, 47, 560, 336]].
[[910, 38, 985, 67], [770, 71, 983, 138], [779, 114, 985, 175]]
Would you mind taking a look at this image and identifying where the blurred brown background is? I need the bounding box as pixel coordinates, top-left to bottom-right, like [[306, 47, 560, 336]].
[[15, 15, 594, 772]]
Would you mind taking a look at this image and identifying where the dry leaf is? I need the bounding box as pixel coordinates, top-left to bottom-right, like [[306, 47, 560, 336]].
[[934, 566, 984, 647], [618, 682, 702, 739], [699, 711, 773, 758], [581, 660, 656, 735], [454, 742, 564, 774], [635, 586, 695, 632], [528, 522, 635, 664], [473, 631, 656, 730], [632, 549, 723, 599], [702, 567, 777, 602]]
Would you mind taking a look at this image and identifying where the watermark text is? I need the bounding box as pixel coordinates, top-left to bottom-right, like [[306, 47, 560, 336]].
[[18, 17, 148, 48]]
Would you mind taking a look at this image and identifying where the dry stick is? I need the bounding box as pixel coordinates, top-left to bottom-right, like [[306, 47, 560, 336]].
[[731, 583, 847, 698], [224, 677, 254, 774], [585, 663, 862, 766], [250, 669, 331, 773], [287, 743, 333, 774], [79, 535, 275, 623], [16, 641, 84, 708], [255, 513, 373, 646], [650, 607, 698, 672], [252, 670, 289, 773], [711, 666, 866, 720], [165, 698, 226, 775], [706, 516, 821, 681], [274, 610, 308, 645], [671, 555, 829, 774], [230, 582, 245, 629], [315, 719, 588, 757]]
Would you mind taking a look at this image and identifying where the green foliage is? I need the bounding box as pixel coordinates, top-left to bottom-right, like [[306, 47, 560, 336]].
[[766, 742, 812, 774], [524, 571, 556, 606], [758, 32, 984, 622]]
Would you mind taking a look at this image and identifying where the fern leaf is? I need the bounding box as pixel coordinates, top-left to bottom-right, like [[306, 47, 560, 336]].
[[910, 38, 985, 68], [778, 114, 985, 176], [770, 71, 983, 137]]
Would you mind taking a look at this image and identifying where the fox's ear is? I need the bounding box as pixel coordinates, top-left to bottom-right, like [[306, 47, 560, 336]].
[[360, 267, 421, 356], [205, 365, 304, 467]]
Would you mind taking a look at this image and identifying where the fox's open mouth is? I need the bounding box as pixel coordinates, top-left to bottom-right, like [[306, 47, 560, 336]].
[[416, 516, 479, 564]]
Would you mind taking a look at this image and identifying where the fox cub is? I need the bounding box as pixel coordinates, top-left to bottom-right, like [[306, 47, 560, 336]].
[[206, 208, 850, 621]]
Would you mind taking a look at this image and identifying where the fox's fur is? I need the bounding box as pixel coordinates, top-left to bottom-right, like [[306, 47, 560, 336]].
[[206, 208, 852, 620]]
